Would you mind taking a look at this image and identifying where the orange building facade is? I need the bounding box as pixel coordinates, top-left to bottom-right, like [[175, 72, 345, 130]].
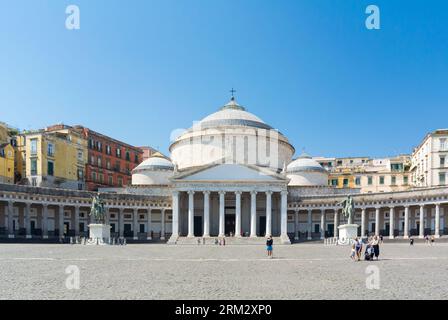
[[73, 126, 143, 191]]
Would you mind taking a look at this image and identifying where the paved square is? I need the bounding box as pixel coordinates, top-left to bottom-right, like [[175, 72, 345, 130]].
[[0, 243, 447, 300]]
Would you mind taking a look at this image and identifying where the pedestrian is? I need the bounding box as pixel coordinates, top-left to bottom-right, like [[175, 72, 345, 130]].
[[266, 236, 273, 258], [425, 235, 430, 245], [379, 235, 383, 244], [430, 235, 435, 246], [371, 235, 380, 260], [350, 242, 356, 261], [355, 237, 363, 261], [410, 237, 414, 246], [222, 238, 226, 246]]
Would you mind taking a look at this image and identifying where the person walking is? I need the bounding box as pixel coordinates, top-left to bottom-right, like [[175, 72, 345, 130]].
[[371, 235, 380, 260], [355, 237, 363, 261], [266, 236, 274, 258]]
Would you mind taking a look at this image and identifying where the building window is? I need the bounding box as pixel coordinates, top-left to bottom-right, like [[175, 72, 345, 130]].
[[97, 156, 102, 168], [106, 159, 111, 170], [118, 176, 123, 187], [355, 177, 361, 186], [125, 151, 130, 161], [116, 148, 121, 158], [30, 139, 38, 155], [77, 169, 84, 180], [99, 173, 104, 184], [47, 143, 54, 157], [368, 176, 373, 185], [403, 176, 409, 185], [440, 138, 447, 151], [379, 176, 385, 185], [47, 161, 54, 176], [90, 155, 95, 165], [343, 178, 349, 187], [88, 139, 94, 149], [135, 153, 139, 164], [30, 159, 38, 175], [330, 179, 338, 186], [77, 150, 83, 161], [440, 173, 446, 185], [106, 145, 111, 155], [441, 156, 445, 167], [92, 172, 97, 182], [391, 176, 396, 185], [108, 175, 113, 185]]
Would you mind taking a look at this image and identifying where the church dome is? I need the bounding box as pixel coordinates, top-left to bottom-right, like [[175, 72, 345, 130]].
[[131, 152, 174, 185], [287, 153, 328, 186], [169, 96, 295, 171], [194, 97, 272, 131], [133, 152, 174, 172]]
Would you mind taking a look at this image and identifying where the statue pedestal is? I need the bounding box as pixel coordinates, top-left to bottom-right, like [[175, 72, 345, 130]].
[[337, 224, 359, 245], [88, 224, 111, 245]]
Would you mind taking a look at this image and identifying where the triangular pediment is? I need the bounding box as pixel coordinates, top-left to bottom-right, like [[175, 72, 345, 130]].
[[172, 163, 287, 182]]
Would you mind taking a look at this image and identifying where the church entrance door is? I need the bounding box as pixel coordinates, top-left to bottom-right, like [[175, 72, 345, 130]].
[[259, 216, 266, 236], [194, 216, 203, 237], [225, 214, 235, 236]]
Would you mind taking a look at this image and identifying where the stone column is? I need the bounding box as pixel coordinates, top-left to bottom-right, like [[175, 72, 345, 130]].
[[403, 206, 409, 239], [58, 205, 64, 238], [280, 191, 288, 239], [119, 208, 124, 238], [419, 204, 425, 239], [74, 206, 80, 237], [7, 201, 14, 238], [360, 208, 366, 237], [133, 208, 138, 240], [250, 191, 257, 237], [235, 191, 242, 237], [203, 191, 210, 237], [187, 191, 195, 238], [375, 207, 380, 236], [435, 203, 440, 238], [104, 207, 110, 225], [25, 203, 31, 238], [389, 207, 395, 239], [218, 191, 225, 237], [307, 209, 312, 240], [320, 209, 325, 240], [265, 191, 272, 237], [147, 208, 152, 240], [171, 191, 179, 238], [334, 209, 339, 238], [294, 209, 299, 240], [161, 209, 166, 240], [42, 204, 48, 239]]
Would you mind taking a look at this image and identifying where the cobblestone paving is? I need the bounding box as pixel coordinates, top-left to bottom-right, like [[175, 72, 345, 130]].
[[1, 243, 447, 300]]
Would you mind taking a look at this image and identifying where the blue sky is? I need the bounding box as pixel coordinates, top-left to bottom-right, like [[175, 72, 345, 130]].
[[1, 0, 447, 158]]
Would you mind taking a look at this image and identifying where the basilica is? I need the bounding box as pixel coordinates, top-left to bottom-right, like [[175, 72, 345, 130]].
[[0, 97, 447, 244]]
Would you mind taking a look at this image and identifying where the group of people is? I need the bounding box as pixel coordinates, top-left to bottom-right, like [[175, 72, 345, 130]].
[[350, 235, 380, 261]]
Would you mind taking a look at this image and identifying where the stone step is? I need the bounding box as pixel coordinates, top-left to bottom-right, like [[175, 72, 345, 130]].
[[170, 236, 291, 245]]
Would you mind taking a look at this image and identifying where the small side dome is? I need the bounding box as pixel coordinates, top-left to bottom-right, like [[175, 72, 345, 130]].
[[286, 153, 328, 186], [132, 152, 174, 185]]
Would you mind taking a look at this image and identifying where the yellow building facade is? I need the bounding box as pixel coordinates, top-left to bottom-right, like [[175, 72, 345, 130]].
[[16, 125, 88, 190], [0, 144, 15, 184]]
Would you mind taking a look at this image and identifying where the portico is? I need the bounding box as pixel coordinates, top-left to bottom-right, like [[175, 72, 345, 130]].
[[168, 163, 290, 243]]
